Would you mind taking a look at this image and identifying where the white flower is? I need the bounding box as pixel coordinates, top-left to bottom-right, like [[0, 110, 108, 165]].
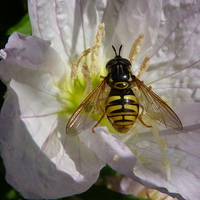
[[0, 0, 199, 200]]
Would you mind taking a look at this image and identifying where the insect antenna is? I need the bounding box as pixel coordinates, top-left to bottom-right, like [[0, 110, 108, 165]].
[[112, 45, 123, 57], [118, 45, 122, 56], [112, 45, 117, 56]]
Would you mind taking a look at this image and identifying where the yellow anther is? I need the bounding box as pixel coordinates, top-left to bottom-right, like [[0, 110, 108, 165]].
[[137, 54, 150, 79], [70, 48, 91, 79], [113, 154, 119, 162], [91, 23, 105, 73], [162, 159, 171, 181], [81, 63, 92, 95], [128, 33, 144, 64], [151, 121, 171, 181]]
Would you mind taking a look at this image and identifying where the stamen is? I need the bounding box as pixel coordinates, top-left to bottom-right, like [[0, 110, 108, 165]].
[[128, 33, 144, 64], [151, 121, 171, 181], [91, 23, 105, 73], [121, 130, 138, 143], [81, 63, 92, 95], [161, 95, 171, 107], [137, 54, 150, 79], [70, 48, 91, 79], [137, 155, 152, 165]]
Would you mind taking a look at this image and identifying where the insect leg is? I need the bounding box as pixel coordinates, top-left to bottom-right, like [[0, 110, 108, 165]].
[[100, 75, 105, 79], [92, 112, 106, 133], [138, 105, 152, 128]]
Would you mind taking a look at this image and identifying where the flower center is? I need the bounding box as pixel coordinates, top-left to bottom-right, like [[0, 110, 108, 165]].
[[64, 23, 171, 181]]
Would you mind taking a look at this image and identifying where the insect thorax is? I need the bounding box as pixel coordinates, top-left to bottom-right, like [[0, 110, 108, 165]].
[[107, 63, 132, 89]]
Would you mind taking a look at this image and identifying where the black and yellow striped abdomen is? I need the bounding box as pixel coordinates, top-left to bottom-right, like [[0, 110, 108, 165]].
[[105, 88, 139, 133]]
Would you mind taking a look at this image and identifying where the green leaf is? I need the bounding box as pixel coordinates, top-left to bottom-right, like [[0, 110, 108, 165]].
[[78, 185, 150, 200], [100, 165, 120, 177], [6, 189, 18, 199], [7, 13, 31, 35]]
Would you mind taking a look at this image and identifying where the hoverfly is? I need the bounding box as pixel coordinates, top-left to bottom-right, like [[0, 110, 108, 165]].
[[66, 46, 183, 136]]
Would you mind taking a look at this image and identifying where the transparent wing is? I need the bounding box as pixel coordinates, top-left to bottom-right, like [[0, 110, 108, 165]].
[[66, 79, 110, 136], [133, 76, 183, 132]]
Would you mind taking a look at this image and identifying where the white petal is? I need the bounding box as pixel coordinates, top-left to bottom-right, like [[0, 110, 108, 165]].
[[1, 33, 67, 117], [28, 0, 107, 64], [125, 103, 200, 200], [0, 106, 104, 198], [0, 49, 7, 59], [0, 32, 105, 198], [79, 127, 138, 178], [144, 1, 200, 108], [102, 0, 162, 62], [28, 0, 162, 67], [121, 2, 200, 199]]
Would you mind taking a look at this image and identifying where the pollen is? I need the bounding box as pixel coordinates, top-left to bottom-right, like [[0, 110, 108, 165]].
[[151, 121, 171, 181], [113, 154, 119, 162], [91, 23, 105, 73], [70, 48, 91, 79], [69, 23, 105, 102], [81, 63, 92, 94], [70, 23, 105, 79], [137, 155, 152, 165], [128, 33, 144, 64], [137, 54, 150, 79]]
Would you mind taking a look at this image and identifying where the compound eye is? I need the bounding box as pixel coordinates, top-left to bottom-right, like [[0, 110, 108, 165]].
[[106, 59, 118, 69], [119, 59, 132, 66]]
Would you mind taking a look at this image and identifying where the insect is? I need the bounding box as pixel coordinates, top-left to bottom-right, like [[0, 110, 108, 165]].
[[66, 46, 183, 136]]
